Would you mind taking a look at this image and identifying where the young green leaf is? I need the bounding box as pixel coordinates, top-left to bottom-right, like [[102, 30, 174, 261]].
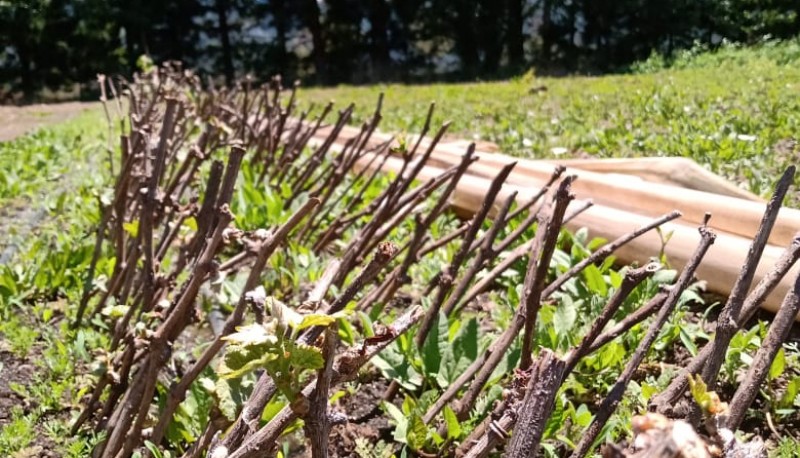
[[219, 350, 277, 380], [779, 376, 800, 409], [770, 348, 786, 381], [123, 221, 139, 238], [294, 313, 337, 330], [421, 312, 448, 376], [553, 296, 578, 340], [213, 377, 240, 421], [222, 324, 278, 346], [285, 341, 325, 370], [443, 405, 461, 440], [407, 413, 429, 450], [583, 264, 607, 296], [383, 401, 409, 444]]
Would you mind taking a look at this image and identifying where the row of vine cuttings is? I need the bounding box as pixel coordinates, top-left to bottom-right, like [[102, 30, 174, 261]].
[[73, 66, 800, 458]]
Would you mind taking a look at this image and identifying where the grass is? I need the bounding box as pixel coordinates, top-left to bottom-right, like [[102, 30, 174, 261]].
[[304, 40, 800, 204], [0, 109, 106, 204], [1, 42, 800, 456], [630, 38, 800, 73], [0, 109, 109, 456]]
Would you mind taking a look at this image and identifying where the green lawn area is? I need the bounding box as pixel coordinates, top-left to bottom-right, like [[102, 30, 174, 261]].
[[1, 43, 800, 457], [0, 109, 108, 457], [305, 44, 800, 203]]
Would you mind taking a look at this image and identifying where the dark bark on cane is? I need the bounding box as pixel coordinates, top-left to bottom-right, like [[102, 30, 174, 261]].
[[416, 162, 516, 349], [652, 231, 800, 415], [701, 167, 795, 389], [503, 350, 566, 458], [305, 326, 339, 458], [570, 225, 716, 458], [520, 176, 575, 369], [726, 269, 800, 430], [563, 262, 661, 377]]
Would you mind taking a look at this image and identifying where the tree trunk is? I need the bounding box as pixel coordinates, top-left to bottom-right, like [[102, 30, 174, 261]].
[[540, 0, 554, 63], [17, 44, 35, 102], [479, 0, 504, 74], [368, 0, 391, 81], [13, 6, 36, 102], [216, 0, 234, 86], [506, 0, 524, 69], [454, 0, 479, 78], [302, 0, 327, 84], [273, 0, 288, 75], [504, 350, 566, 457]]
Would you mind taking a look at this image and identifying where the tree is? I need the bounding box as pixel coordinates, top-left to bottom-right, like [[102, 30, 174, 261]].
[[0, 0, 52, 100], [368, 0, 391, 80], [215, 0, 235, 86], [506, 0, 524, 70], [453, 0, 480, 77], [2, 0, 800, 98], [272, 0, 289, 74], [301, 0, 328, 84]]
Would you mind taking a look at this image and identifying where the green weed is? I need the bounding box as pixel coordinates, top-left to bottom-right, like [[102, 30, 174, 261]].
[[773, 437, 800, 457], [305, 42, 800, 205], [2, 42, 800, 456], [0, 108, 111, 457]]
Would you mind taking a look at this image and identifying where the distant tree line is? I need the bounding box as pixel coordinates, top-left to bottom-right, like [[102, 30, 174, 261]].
[[1, 0, 798, 100]]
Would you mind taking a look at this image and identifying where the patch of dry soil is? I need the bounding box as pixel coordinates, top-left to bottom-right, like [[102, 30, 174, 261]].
[[0, 102, 99, 142]]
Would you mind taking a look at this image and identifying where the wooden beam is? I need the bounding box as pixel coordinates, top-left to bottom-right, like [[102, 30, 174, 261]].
[[309, 122, 800, 316]]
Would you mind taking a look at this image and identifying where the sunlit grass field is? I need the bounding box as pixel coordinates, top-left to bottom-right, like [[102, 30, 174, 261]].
[[2, 42, 800, 456], [305, 41, 800, 202]]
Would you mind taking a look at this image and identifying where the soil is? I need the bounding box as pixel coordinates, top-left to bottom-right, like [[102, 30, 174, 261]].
[[0, 339, 64, 458], [0, 349, 35, 425], [285, 372, 395, 457], [328, 376, 394, 456], [0, 101, 99, 142]]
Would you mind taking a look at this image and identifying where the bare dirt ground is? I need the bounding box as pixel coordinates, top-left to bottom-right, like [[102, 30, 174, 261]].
[[0, 101, 99, 142]]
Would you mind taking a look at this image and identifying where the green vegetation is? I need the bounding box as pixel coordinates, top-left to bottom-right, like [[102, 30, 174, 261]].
[[631, 38, 800, 72], [305, 40, 800, 202], [1, 44, 800, 456], [3, 0, 799, 99], [775, 437, 800, 457], [0, 109, 108, 456]]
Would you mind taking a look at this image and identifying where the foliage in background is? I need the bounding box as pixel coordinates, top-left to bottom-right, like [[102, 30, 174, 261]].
[[1, 44, 800, 456], [305, 40, 800, 204], [0, 109, 109, 456], [1, 0, 799, 100], [631, 37, 800, 72]]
